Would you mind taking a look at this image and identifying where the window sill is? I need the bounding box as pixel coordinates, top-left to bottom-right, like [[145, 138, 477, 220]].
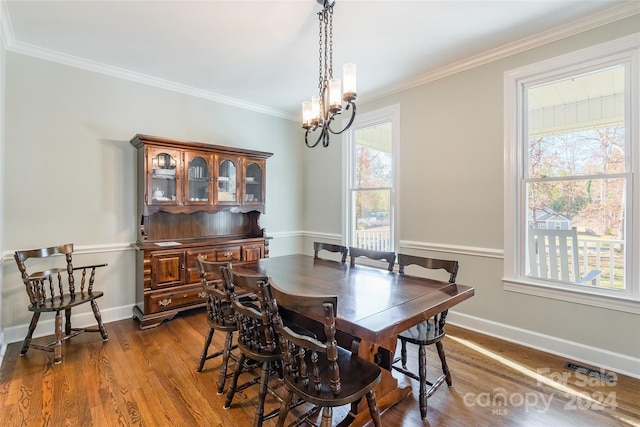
[[503, 278, 640, 314]]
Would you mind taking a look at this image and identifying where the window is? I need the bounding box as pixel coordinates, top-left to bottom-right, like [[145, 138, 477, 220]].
[[504, 35, 639, 312], [344, 106, 399, 252]]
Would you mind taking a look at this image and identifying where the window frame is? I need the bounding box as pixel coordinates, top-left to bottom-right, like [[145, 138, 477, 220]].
[[503, 34, 640, 314], [343, 105, 400, 253]]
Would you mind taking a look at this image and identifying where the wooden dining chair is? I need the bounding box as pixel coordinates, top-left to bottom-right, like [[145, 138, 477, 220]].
[[195, 255, 238, 394], [223, 269, 285, 427], [313, 241, 348, 263], [266, 280, 382, 427], [393, 253, 459, 419], [348, 247, 396, 271], [13, 243, 108, 365]]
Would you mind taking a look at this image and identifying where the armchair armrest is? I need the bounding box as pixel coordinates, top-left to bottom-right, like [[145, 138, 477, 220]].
[[580, 269, 601, 286], [73, 263, 108, 271]]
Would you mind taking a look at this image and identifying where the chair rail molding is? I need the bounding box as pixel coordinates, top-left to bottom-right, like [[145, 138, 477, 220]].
[[399, 240, 503, 259]]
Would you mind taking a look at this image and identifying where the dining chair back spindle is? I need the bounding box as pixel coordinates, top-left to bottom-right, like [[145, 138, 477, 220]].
[[393, 253, 459, 418]]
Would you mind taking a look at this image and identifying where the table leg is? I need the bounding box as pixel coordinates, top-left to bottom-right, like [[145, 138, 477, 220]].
[[337, 337, 413, 427]]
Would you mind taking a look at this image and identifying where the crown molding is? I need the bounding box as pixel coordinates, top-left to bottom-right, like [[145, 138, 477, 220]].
[[365, 1, 640, 103], [6, 39, 297, 121], [1, 0, 637, 121]]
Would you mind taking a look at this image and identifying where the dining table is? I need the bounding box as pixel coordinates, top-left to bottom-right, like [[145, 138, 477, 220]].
[[234, 254, 475, 426]]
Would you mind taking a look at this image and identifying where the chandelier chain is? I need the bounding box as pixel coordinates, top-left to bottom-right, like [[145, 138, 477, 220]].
[[328, 4, 333, 80], [318, 9, 323, 94]]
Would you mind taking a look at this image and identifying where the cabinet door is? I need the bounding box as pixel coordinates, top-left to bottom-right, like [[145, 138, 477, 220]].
[[147, 147, 182, 206], [242, 158, 265, 205], [215, 154, 240, 206], [185, 151, 213, 206], [242, 244, 264, 261], [150, 251, 185, 289]]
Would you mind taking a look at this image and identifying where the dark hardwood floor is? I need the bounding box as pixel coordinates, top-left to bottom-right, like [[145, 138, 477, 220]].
[[1, 309, 638, 426]]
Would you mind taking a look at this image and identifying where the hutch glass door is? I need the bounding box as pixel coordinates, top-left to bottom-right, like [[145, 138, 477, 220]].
[[217, 156, 238, 204], [186, 153, 211, 204], [244, 161, 263, 204], [149, 149, 179, 204]]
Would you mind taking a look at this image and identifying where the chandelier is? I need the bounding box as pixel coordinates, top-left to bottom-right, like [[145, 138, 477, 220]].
[[302, 0, 357, 148]]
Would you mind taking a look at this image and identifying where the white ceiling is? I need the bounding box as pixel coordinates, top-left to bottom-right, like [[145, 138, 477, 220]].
[[2, 0, 638, 121]]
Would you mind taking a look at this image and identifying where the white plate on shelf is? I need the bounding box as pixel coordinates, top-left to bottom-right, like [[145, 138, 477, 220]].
[[154, 169, 176, 176], [218, 176, 229, 181], [246, 177, 255, 182], [154, 196, 170, 201]]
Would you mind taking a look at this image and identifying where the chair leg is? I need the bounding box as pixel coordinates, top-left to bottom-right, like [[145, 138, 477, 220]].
[[253, 361, 271, 427], [436, 341, 452, 386], [217, 331, 234, 394], [197, 328, 214, 373], [365, 389, 382, 427], [320, 406, 333, 427], [64, 308, 72, 336], [224, 353, 246, 409], [53, 311, 63, 364], [275, 387, 294, 427], [90, 300, 108, 341], [400, 339, 408, 369], [20, 312, 41, 355], [418, 344, 427, 418]]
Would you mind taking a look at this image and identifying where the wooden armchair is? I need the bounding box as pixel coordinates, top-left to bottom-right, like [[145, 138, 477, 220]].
[[195, 255, 237, 394], [313, 242, 348, 263], [528, 227, 601, 285], [13, 243, 108, 364], [348, 247, 396, 271], [393, 253, 458, 418], [266, 280, 382, 427], [223, 269, 283, 426]]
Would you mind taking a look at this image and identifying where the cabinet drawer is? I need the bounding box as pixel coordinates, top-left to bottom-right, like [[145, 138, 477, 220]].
[[242, 244, 264, 261], [185, 249, 217, 284], [215, 246, 241, 262], [147, 285, 208, 314]]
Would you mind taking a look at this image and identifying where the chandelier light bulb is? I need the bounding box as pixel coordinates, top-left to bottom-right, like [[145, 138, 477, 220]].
[[302, 101, 312, 129], [329, 78, 342, 112], [343, 63, 357, 101], [311, 96, 321, 124]]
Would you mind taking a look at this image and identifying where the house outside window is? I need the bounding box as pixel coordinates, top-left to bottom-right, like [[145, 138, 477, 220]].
[[344, 105, 399, 252], [504, 35, 639, 312]]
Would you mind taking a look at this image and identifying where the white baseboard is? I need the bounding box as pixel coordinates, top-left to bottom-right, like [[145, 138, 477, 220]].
[[447, 310, 640, 379], [3, 304, 135, 345]]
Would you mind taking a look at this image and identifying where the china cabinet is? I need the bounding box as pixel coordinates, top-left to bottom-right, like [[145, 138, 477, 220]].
[[130, 134, 272, 328]]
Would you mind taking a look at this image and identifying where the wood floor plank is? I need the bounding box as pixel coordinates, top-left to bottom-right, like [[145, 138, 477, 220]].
[[0, 310, 638, 427]]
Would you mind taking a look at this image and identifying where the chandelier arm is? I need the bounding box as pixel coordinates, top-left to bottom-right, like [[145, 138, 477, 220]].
[[305, 126, 330, 148], [326, 101, 357, 135]]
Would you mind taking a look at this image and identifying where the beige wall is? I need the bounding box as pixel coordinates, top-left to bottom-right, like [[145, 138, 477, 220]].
[[1, 14, 638, 376], [1, 53, 303, 340], [303, 16, 640, 375]]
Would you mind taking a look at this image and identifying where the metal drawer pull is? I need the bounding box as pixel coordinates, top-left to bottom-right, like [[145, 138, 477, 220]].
[[198, 291, 207, 298], [223, 251, 233, 257], [158, 298, 172, 306]]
